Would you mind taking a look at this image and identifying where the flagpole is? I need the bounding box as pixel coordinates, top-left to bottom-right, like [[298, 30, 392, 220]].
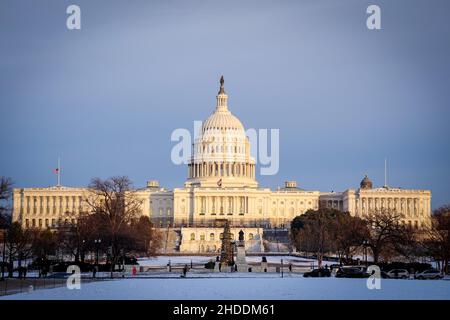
[[384, 157, 387, 188], [57, 157, 61, 187]]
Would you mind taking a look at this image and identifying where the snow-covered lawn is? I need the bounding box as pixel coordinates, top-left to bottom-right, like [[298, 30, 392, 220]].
[[138, 255, 331, 267], [2, 276, 449, 300], [138, 256, 211, 266]]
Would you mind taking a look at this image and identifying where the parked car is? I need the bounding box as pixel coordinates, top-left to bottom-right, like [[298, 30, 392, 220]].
[[414, 269, 443, 280], [335, 267, 370, 278], [329, 264, 342, 271], [303, 268, 331, 278], [351, 266, 368, 273], [387, 269, 409, 279]]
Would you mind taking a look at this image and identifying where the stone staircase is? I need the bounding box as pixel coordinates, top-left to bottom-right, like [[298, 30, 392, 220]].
[[262, 229, 292, 253], [159, 227, 181, 253]]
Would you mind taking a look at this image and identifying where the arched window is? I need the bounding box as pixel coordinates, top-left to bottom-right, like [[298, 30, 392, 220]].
[[190, 233, 195, 241], [200, 234, 205, 241], [248, 233, 254, 240], [210, 233, 215, 241], [220, 233, 223, 239]]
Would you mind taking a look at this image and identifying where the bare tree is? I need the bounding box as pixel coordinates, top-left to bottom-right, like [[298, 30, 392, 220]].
[[0, 177, 13, 225], [5, 222, 36, 277], [32, 228, 58, 275], [421, 205, 450, 273], [58, 211, 97, 263], [363, 209, 410, 263], [334, 214, 369, 263], [86, 176, 144, 277]]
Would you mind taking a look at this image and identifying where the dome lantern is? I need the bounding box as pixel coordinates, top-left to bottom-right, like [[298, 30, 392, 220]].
[[216, 75, 229, 112]]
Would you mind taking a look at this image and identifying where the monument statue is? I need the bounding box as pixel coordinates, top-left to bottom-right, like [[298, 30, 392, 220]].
[[238, 230, 244, 242], [235, 230, 248, 272]]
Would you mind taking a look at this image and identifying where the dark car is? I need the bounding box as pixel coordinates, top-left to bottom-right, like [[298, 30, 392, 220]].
[[335, 267, 370, 278], [303, 268, 331, 278]]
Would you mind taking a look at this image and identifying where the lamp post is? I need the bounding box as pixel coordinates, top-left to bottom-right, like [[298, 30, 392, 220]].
[[1, 230, 6, 280], [230, 240, 235, 266], [121, 249, 125, 272], [281, 259, 284, 278], [363, 240, 369, 266], [94, 239, 101, 266], [81, 239, 86, 263]]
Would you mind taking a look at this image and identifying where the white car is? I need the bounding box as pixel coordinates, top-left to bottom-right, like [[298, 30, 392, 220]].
[[414, 269, 443, 280], [387, 269, 409, 279]]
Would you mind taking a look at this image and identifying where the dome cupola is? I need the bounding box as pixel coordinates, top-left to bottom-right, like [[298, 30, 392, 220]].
[[360, 174, 373, 189], [202, 76, 245, 132]]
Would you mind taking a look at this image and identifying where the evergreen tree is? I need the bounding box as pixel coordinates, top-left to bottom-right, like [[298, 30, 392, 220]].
[[220, 220, 233, 265]]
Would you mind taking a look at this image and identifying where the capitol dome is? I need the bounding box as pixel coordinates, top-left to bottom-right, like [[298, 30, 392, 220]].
[[186, 76, 257, 188]]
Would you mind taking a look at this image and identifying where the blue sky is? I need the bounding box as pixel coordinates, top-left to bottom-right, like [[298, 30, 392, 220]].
[[1, 0, 449, 208]]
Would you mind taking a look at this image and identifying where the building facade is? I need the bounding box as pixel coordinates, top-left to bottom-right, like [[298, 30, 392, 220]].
[[12, 78, 432, 252]]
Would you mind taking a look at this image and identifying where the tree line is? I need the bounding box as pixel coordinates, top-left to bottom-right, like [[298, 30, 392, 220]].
[[0, 176, 162, 278], [290, 206, 450, 273]]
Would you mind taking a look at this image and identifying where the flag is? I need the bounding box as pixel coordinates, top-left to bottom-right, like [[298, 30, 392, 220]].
[[217, 179, 222, 187], [53, 168, 59, 174]]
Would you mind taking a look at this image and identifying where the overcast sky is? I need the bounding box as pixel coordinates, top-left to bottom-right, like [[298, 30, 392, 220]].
[[1, 0, 449, 208]]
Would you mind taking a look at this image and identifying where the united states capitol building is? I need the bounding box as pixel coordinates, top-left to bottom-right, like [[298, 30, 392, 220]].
[[12, 78, 432, 253]]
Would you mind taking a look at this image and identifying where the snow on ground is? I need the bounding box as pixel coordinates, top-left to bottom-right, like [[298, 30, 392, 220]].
[[138, 256, 211, 266], [2, 276, 449, 300], [138, 255, 333, 267]]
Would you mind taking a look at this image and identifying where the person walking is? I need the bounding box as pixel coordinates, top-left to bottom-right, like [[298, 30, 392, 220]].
[[182, 264, 188, 277]]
